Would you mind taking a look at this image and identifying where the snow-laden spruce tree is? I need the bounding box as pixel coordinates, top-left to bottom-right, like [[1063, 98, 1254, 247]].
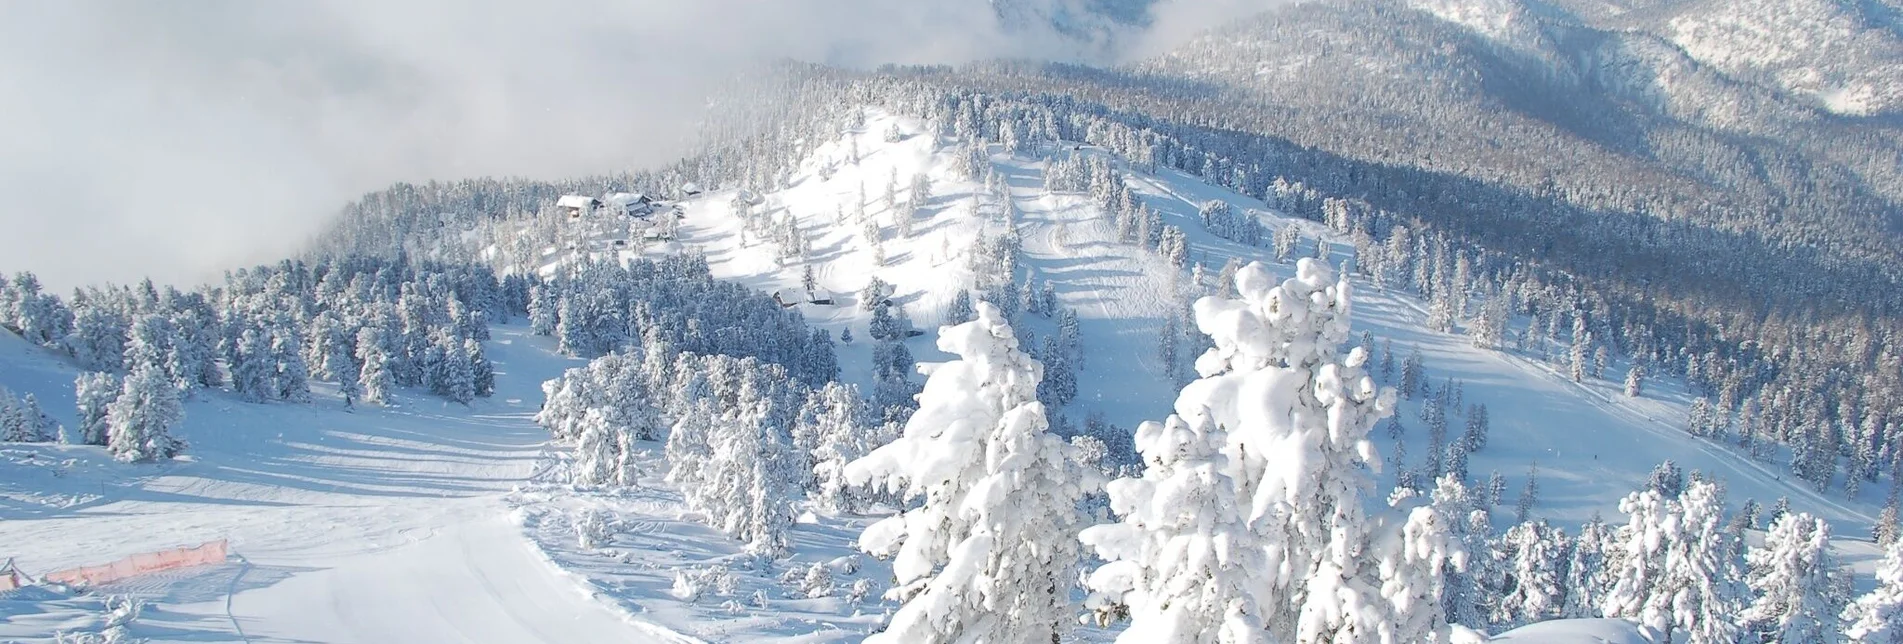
[[1742, 512, 1849, 642], [1079, 412, 1270, 643], [1601, 479, 1745, 644], [1845, 537, 1903, 642], [75, 372, 119, 445], [1178, 259, 1401, 640], [1377, 484, 1475, 643], [1562, 515, 1615, 619], [572, 408, 619, 486], [798, 381, 874, 513], [1493, 520, 1567, 628], [846, 302, 1093, 644], [105, 362, 185, 462], [701, 365, 802, 557]]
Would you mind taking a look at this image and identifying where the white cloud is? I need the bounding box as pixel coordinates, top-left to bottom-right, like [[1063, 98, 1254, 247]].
[[0, 0, 1259, 290]]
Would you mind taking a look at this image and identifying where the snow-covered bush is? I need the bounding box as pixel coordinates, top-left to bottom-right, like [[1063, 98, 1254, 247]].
[[670, 565, 737, 603], [780, 562, 834, 599], [573, 508, 614, 549]]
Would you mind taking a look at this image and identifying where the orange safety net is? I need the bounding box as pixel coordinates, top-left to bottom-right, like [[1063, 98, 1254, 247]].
[[41, 540, 228, 587]]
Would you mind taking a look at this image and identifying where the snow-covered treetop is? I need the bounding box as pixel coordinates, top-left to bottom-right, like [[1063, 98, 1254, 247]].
[[1191, 257, 1353, 376], [849, 301, 1040, 501]]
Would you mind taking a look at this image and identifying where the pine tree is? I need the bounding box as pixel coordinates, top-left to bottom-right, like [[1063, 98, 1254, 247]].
[[1036, 336, 1077, 408], [1688, 397, 1714, 437], [356, 333, 394, 406], [105, 363, 185, 462], [1570, 317, 1591, 383], [1625, 364, 1645, 398], [272, 325, 312, 403], [1464, 403, 1490, 451], [15, 394, 55, 442], [1167, 259, 1408, 640], [846, 303, 1091, 644], [1517, 464, 1540, 523], [1563, 515, 1615, 619], [75, 372, 119, 445], [801, 381, 873, 514], [1743, 513, 1850, 642], [1879, 498, 1902, 547], [1430, 475, 1492, 631], [946, 289, 974, 326], [1845, 538, 1903, 643], [1400, 347, 1425, 399], [1494, 520, 1568, 628], [704, 361, 802, 557], [231, 327, 275, 403], [572, 409, 619, 486], [1601, 480, 1745, 643], [1080, 413, 1268, 642], [465, 339, 494, 399], [1156, 315, 1180, 383]]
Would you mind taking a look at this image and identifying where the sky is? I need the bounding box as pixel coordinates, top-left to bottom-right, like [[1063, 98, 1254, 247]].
[[0, 0, 1269, 291]]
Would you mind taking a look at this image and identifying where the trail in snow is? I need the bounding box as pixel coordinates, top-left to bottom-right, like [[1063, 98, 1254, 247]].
[[0, 325, 681, 643]]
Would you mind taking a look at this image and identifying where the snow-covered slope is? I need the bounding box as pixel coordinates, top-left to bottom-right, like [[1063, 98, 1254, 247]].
[[495, 106, 1898, 639], [649, 108, 1889, 536], [0, 325, 687, 643], [1664, 0, 1903, 115]]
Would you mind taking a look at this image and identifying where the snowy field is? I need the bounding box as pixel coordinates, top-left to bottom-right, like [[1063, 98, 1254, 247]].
[[0, 325, 689, 643], [2, 106, 1893, 641]]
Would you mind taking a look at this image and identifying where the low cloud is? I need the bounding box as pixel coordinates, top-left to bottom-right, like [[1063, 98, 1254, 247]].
[[0, 0, 1260, 290]]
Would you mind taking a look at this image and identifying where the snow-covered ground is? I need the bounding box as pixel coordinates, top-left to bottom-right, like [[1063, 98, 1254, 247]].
[[0, 325, 687, 643], [4, 105, 1894, 641], [495, 106, 1897, 639], [651, 108, 1888, 531]]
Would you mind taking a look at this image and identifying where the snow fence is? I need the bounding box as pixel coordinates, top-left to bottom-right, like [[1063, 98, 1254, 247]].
[[40, 540, 229, 587]]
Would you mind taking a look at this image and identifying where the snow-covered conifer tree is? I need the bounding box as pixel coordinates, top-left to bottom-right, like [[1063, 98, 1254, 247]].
[[1743, 512, 1849, 642], [465, 339, 494, 399], [1601, 480, 1745, 643], [105, 363, 185, 462], [1494, 520, 1567, 628], [572, 409, 619, 486], [355, 331, 394, 406], [1170, 259, 1401, 640], [75, 372, 119, 445], [1846, 538, 1903, 642], [847, 303, 1092, 644], [1563, 515, 1615, 619], [272, 324, 312, 403], [946, 290, 974, 326], [1080, 413, 1268, 642], [13, 394, 55, 442], [802, 382, 872, 513], [1516, 464, 1540, 522]]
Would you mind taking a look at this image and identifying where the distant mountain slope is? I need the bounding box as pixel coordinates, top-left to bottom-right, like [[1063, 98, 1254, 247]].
[[1658, 0, 1903, 115]]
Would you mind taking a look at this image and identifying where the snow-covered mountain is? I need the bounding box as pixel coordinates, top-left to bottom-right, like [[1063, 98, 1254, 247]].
[[10, 0, 1903, 638]]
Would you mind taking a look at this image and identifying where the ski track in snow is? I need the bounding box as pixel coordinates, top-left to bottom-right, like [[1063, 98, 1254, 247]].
[[0, 325, 685, 643]]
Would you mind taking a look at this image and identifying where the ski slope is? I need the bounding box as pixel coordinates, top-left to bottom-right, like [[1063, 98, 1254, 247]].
[[654, 108, 1890, 535], [0, 325, 686, 643]]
